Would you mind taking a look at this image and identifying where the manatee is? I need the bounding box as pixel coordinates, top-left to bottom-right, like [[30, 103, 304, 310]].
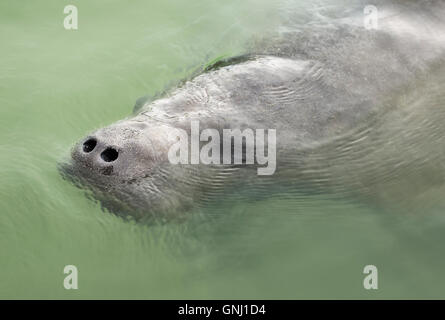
[[60, 0, 445, 221]]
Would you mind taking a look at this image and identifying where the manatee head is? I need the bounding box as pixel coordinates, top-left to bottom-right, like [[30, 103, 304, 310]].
[[59, 111, 200, 221], [59, 55, 274, 221]]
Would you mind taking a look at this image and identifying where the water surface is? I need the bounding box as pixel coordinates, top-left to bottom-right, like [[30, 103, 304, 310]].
[[1, 0, 445, 299]]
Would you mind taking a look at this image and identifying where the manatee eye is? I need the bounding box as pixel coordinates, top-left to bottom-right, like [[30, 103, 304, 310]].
[[101, 148, 119, 162], [83, 138, 97, 153]]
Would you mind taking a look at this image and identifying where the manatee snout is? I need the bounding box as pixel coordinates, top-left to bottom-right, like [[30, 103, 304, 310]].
[[60, 119, 192, 219], [74, 128, 140, 175], [75, 136, 119, 175]]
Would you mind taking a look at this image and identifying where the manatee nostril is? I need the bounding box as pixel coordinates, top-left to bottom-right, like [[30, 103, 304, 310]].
[[101, 148, 119, 162], [83, 138, 97, 153]]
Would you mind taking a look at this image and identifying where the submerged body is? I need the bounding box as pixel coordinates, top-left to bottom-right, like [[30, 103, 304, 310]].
[[62, 0, 445, 220]]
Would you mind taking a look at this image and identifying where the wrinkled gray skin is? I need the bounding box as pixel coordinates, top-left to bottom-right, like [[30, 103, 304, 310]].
[[62, 0, 445, 221]]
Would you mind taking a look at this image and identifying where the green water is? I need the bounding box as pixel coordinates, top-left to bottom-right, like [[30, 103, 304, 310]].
[[2, 0, 445, 299]]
